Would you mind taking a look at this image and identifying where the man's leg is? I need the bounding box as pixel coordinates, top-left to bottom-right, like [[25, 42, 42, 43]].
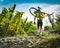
[[36, 24, 42, 36], [39, 21, 43, 34], [37, 20, 42, 32], [36, 20, 43, 35], [39, 26, 42, 35], [37, 20, 40, 32], [39, 26, 42, 32]]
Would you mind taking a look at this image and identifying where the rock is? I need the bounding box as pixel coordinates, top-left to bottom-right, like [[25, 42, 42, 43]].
[[0, 36, 48, 48]]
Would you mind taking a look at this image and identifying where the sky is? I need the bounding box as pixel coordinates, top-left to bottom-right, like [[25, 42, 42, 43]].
[[0, 0, 60, 4], [0, 0, 60, 27]]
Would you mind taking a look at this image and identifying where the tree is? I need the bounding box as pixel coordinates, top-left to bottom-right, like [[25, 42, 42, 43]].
[[0, 4, 37, 37], [54, 12, 60, 29]]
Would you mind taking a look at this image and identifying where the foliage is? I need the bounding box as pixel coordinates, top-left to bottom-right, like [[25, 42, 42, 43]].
[[0, 5, 37, 38], [54, 14, 60, 29], [44, 26, 52, 30], [54, 24, 60, 29]]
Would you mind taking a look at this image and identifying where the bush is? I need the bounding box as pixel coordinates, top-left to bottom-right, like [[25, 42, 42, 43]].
[[44, 26, 52, 30], [0, 5, 37, 38]]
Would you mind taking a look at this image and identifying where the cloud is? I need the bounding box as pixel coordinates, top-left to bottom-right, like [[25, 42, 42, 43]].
[[16, 4, 60, 14], [42, 5, 60, 14], [0, 6, 3, 13], [22, 12, 34, 21]]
